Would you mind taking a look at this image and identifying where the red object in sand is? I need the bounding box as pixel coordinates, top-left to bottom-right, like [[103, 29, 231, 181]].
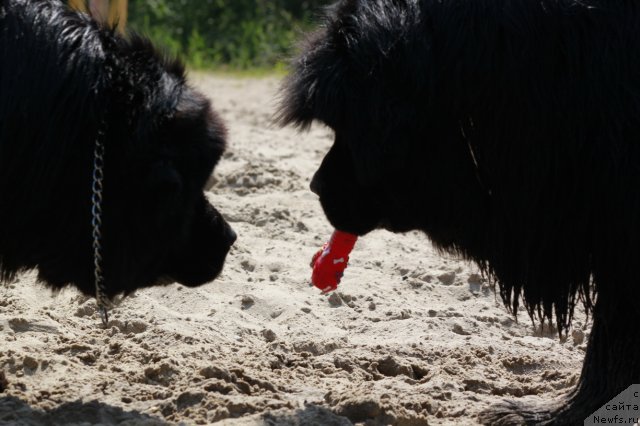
[[311, 230, 358, 293]]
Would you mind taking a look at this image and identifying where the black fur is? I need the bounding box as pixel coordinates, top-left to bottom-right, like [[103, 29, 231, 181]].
[[0, 0, 236, 298], [279, 0, 640, 423]]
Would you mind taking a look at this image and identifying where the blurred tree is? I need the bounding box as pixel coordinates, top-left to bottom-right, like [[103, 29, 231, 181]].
[[127, 0, 332, 69]]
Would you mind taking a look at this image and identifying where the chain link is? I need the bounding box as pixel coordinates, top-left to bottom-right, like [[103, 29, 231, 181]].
[[92, 127, 110, 326]]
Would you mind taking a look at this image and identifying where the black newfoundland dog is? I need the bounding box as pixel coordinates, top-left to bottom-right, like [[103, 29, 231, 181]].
[[0, 0, 236, 301], [279, 0, 640, 424]]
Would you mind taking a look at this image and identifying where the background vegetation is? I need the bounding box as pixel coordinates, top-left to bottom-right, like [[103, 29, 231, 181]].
[[126, 0, 332, 70]]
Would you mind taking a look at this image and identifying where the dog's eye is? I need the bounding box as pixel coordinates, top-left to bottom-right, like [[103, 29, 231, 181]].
[[142, 161, 184, 229]]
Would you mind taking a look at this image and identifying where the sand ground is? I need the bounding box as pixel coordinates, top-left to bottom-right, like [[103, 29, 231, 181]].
[[0, 74, 589, 425]]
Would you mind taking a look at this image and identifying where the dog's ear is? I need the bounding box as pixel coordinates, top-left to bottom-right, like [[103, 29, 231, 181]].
[[276, 0, 367, 130], [276, 30, 349, 130]]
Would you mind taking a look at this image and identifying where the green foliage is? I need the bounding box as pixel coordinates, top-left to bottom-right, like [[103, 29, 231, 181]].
[[127, 0, 332, 70]]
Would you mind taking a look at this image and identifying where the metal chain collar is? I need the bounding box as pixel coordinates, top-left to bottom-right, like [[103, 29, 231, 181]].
[[92, 126, 111, 326]]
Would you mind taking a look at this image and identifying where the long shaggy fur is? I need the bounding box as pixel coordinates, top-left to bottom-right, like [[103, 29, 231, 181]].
[[0, 0, 236, 297], [279, 0, 640, 423]]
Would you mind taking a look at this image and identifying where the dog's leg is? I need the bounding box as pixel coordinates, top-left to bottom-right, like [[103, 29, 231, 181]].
[[480, 290, 640, 425]]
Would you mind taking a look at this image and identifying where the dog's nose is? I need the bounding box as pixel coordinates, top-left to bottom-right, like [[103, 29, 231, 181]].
[[310, 172, 322, 195]]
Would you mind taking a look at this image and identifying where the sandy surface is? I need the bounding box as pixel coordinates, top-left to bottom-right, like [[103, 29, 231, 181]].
[[0, 74, 589, 425]]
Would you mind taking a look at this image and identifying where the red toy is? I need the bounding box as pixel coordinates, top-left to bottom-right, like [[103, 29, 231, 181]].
[[310, 230, 358, 293]]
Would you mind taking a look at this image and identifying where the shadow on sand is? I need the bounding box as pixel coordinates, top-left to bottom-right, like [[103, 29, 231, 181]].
[[0, 396, 168, 425], [0, 396, 354, 426]]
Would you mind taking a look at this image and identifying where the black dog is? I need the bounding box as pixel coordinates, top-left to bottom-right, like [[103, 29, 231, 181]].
[[279, 0, 640, 424], [0, 0, 236, 299]]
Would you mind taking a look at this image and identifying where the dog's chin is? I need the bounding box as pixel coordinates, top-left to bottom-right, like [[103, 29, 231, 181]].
[[321, 205, 380, 237], [168, 257, 227, 288], [325, 214, 379, 237], [379, 218, 418, 234], [154, 275, 176, 286]]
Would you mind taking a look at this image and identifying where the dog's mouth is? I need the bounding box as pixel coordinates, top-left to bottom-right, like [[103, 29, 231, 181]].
[[163, 232, 234, 287], [316, 189, 381, 236]]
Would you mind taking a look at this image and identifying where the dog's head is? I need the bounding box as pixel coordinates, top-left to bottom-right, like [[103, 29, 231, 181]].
[[32, 34, 236, 297], [98, 39, 236, 296], [278, 0, 439, 235]]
